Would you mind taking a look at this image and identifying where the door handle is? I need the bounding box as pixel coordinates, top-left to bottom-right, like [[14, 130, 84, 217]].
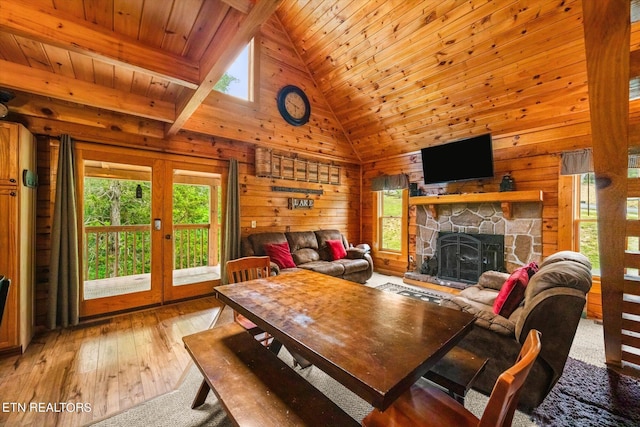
[[165, 234, 171, 240]]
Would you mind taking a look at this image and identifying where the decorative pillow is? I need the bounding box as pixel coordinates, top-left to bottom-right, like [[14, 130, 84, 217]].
[[326, 239, 347, 260], [264, 241, 296, 269], [493, 262, 539, 317]]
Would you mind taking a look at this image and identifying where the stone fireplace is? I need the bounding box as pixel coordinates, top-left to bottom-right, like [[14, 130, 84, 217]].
[[408, 196, 542, 287]]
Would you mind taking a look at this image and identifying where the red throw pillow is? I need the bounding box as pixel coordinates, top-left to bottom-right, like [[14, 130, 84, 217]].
[[326, 239, 347, 260], [493, 262, 539, 317], [264, 242, 296, 269]]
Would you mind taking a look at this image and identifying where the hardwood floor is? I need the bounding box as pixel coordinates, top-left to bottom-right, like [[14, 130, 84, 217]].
[[0, 296, 223, 427]]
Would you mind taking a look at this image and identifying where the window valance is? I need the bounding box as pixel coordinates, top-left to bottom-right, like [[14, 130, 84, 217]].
[[371, 174, 409, 191], [561, 149, 593, 175]]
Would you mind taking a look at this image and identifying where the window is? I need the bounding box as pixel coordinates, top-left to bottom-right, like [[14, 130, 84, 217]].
[[574, 173, 599, 276], [575, 165, 640, 278], [375, 189, 407, 252], [214, 40, 254, 101]]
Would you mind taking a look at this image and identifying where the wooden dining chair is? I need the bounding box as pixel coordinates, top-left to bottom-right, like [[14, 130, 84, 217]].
[[226, 256, 273, 347], [362, 329, 542, 427], [225, 256, 312, 368]]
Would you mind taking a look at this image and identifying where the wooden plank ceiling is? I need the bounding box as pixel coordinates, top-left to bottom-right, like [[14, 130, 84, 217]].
[[0, 0, 280, 133], [0, 0, 638, 163], [276, 0, 594, 162]]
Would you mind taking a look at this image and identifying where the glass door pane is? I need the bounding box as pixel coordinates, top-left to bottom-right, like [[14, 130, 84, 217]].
[[80, 156, 161, 317], [164, 168, 221, 301]]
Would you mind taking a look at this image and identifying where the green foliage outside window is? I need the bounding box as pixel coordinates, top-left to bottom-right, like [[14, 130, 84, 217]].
[[173, 184, 210, 224], [84, 179, 151, 226], [576, 169, 640, 276], [381, 190, 403, 251], [578, 173, 599, 273], [214, 73, 240, 94], [84, 178, 214, 280]]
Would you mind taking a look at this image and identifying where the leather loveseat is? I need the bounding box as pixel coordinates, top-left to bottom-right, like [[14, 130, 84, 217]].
[[241, 229, 373, 283], [439, 250, 593, 412]]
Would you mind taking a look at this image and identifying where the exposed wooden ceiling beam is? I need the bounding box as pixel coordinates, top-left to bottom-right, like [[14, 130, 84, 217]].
[[8, 91, 166, 139], [0, 60, 175, 122], [222, 0, 254, 14], [0, 0, 199, 89], [165, 0, 282, 137]]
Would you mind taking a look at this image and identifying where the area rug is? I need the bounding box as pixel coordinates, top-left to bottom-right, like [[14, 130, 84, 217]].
[[531, 357, 640, 427], [374, 282, 447, 304]]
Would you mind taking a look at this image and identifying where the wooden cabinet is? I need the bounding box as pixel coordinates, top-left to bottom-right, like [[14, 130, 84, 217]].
[[0, 122, 36, 354]]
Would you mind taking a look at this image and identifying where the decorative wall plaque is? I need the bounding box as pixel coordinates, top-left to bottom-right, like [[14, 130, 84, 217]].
[[288, 198, 314, 209]]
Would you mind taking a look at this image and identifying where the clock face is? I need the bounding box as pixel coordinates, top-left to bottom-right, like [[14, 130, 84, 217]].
[[277, 85, 310, 126], [285, 92, 306, 119]]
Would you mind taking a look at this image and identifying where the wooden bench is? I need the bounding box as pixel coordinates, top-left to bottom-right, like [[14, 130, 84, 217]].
[[423, 345, 488, 404], [183, 322, 359, 427]]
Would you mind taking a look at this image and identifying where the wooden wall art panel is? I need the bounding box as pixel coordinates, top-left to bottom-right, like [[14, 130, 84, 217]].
[[255, 147, 341, 184]]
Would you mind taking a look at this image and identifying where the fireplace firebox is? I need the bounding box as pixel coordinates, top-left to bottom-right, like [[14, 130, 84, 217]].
[[437, 232, 505, 283]]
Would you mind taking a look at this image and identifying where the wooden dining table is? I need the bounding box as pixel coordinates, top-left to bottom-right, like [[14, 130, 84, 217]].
[[214, 269, 476, 411]]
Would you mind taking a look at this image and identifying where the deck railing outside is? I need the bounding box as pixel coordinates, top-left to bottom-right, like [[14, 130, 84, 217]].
[[84, 223, 214, 280]]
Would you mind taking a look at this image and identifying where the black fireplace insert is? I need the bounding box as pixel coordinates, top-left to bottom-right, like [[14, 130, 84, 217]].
[[437, 232, 505, 283]]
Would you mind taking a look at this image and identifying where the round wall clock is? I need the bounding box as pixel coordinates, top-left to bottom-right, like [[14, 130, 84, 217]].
[[277, 85, 311, 126]]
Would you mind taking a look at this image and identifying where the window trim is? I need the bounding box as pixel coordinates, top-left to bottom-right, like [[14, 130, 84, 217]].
[[212, 37, 259, 104], [560, 172, 600, 278], [372, 189, 408, 258]]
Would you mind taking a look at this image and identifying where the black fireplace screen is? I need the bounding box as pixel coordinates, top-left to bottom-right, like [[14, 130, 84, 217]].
[[437, 232, 505, 283]]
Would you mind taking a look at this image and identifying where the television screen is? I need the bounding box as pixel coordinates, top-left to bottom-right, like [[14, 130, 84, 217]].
[[421, 134, 494, 184]]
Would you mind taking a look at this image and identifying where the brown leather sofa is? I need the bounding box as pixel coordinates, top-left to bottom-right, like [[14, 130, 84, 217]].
[[241, 229, 373, 283], [439, 250, 593, 412]]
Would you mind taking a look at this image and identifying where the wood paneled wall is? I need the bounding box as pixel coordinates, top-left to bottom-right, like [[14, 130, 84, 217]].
[[362, 122, 593, 276], [34, 136, 53, 329], [240, 163, 361, 239]]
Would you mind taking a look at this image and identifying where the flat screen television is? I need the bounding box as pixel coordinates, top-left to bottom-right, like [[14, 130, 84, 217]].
[[421, 134, 494, 184]]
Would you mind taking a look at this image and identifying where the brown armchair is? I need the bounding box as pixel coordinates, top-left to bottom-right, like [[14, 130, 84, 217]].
[[440, 251, 592, 412]]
